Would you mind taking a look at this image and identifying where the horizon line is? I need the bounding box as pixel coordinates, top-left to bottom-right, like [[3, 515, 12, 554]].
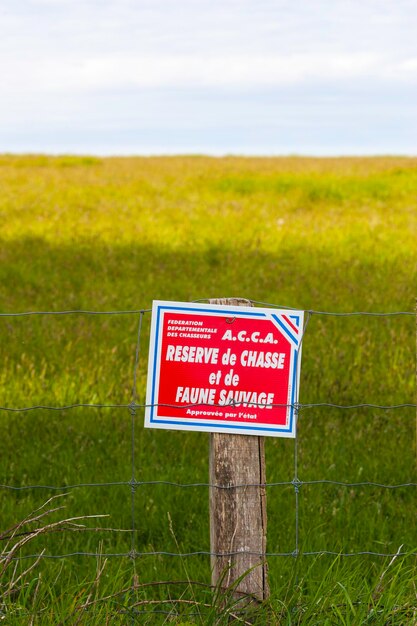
[[1, 151, 416, 159]]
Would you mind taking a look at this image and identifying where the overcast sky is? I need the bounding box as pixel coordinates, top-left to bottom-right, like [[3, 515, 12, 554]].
[[1, 0, 416, 155]]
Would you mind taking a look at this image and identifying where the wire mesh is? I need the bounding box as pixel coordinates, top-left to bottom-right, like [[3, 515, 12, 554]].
[[0, 300, 415, 567]]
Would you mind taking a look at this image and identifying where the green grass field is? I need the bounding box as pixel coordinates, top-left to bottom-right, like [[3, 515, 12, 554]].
[[1, 154, 416, 623]]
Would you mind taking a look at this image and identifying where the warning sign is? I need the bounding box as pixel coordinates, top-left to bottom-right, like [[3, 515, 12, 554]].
[[145, 301, 304, 437]]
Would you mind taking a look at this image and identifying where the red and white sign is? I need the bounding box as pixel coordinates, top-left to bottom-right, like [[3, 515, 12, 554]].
[[145, 301, 304, 438]]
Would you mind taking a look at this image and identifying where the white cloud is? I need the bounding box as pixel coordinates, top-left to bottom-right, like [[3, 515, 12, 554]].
[[3, 53, 417, 96], [0, 0, 416, 153]]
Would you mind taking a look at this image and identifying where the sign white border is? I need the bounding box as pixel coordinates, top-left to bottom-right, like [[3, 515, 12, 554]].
[[145, 300, 304, 438]]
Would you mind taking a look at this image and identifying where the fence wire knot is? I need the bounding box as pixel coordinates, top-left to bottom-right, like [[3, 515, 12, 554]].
[[292, 478, 302, 493], [129, 479, 138, 494], [129, 401, 137, 417], [128, 550, 139, 561]]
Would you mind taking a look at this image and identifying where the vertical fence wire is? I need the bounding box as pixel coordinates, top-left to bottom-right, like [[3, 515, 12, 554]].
[[129, 311, 144, 622], [294, 434, 299, 560], [293, 311, 311, 575], [130, 311, 144, 555]]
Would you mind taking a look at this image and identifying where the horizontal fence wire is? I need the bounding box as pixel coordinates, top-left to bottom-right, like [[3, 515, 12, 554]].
[[0, 301, 416, 571], [3, 550, 416, 561], [1, 480, 416, 491], [0, 309, 151, 317], [4, 602, 391, 621], [3, 610, 206, 619], [0, 402, 415, 412], [0, 302, 414, 317]]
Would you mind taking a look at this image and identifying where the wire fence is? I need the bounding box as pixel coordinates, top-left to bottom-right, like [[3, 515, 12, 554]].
[[0, 299, 416, 567]]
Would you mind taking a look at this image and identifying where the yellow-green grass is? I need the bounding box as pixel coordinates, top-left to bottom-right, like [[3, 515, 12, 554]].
[[0, 155, 416, 623]]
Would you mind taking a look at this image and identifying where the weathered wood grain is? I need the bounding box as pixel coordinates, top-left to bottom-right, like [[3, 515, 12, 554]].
[[209, 298, 269, 602]]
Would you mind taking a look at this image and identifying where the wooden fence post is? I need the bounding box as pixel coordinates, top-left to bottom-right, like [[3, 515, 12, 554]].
[[209, 298, 270, 603]]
